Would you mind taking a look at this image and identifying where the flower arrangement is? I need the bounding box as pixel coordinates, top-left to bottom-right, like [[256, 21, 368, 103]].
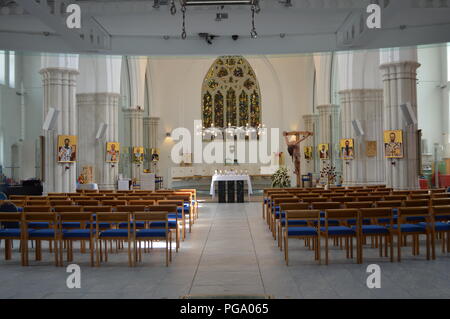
[[320, 163, 337, 187], [271, 167, 291, 188]]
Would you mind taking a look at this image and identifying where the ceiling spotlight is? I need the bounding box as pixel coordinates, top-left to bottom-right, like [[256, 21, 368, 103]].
[[153, 0, 160, 9], [279, 0, 292, 7], [199, 33, 217, 45], [279, 33, 286, 38], [163, 35, 170, 40]]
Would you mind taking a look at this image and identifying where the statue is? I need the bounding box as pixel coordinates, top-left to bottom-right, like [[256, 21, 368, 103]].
[[283, 131, 313, 187]]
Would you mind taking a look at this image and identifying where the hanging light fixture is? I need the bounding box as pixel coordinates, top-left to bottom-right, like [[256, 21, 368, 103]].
[[176, 0, 260, 40]]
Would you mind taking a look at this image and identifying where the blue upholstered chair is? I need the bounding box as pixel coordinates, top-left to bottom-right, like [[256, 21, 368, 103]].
[[23, 212, 59, 266], [320, 209, 360, 265], [277, 202, 309, 249], [428, 205, 450, 259], [394, 207, 432, 262], [58, 212, 94, 266], [148, 204, 181, 252], [133, 212, 173, 266], [283, 210, 321, 266], [355, 208, 394, 263], [95, 212, 133, 267], [0, 211, 23, 263]]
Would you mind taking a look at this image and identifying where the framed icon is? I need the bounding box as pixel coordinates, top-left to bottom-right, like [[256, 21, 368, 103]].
[[304, 146, 313, 161], [318, 144, 329, 160], [384, 130, 403, 158], [133, 146, 144, 164], [106, 142, 120, 163], [57, 135, 77, 163], [366, 141, 377, 157], [340, 138, 354, 160], [151, 148, 160, 162]]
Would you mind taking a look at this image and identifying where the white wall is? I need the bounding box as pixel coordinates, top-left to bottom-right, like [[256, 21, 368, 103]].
[[145, 55, 315, 186], [417, 45, 446, 155]]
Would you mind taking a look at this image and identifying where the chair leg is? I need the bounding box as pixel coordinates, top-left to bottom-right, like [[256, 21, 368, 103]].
[[95, 238, 100, 266], [397, 232, 402, 262], [325, 234, 329, 265], [5, 239, 11, 260], [89, 239, 94, 267], [284, 233, 288, 266]]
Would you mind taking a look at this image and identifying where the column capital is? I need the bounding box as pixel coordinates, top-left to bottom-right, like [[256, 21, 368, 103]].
[[316, 104, 340, 114], [379, 61, 421, 80], [77, 92, 120, 106], [302, 114, 318, 122], [39, 67, 79, 76], [339, 89, 383, 103]]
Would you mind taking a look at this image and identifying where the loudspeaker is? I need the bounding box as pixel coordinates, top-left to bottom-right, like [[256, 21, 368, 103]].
[[352, 120, 364, 137], [42, 108, 60, 131], [400, 102, 417, 126], [236, 181, 244, 203], [227, 181, 235, 203], [96, 122, 108, 140], [218, 181, 226, 203]]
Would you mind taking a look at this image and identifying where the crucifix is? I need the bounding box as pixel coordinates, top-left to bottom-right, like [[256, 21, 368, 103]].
[[283, 131, 313, 187]]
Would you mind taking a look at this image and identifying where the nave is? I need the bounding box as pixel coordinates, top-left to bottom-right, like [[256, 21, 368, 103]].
[[1, 202, 450, 299]]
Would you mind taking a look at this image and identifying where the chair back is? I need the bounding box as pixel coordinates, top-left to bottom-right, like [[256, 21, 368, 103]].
[[285, 210, 320, 226], [311, 202, 341, 210], [397, 207, 430, 223], [53, 206, 83, 212], [359, 208, 393, 227], [26, 200, 49, 206], [83, 206, 112, 213], [24, 206, 52, 212], [432, 193, 450, 198], [403, 199, 429, 207], [431, 205, 450, 222], [157, 200, 183, 207], [279, 203, 310, 211], [330, 197, 354, 203], [102, 200, 126, 206], [273, 198, 301, 205], [74, 200, 99, 206], [128, 200, 155, 206], [384, 195, 408, 201], [59, 212, 93, 229], [345, 201, 373, 209], [376, 200, 402, 208], [50, 200, 73, 206], [147, 205, 178, 213], [324, 209, 359, 227], [116, 205, 147, 213], [431, 198, 450, 206]]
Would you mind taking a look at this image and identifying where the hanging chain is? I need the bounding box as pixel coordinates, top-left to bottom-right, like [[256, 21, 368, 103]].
[[250, 4, 258, 39], [181, 5, 187, 40], [170, 0, 176, 15]]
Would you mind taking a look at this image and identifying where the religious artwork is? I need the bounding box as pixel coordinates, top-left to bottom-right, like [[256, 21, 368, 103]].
[[384, 130, 403, 158], [304, 146, 313, 161], [133, 147, 144, 164], [283, 131, 313, 186], [151, 148, 160, 162], [318, 144, 329, 160], [366, 141, 377, 157], [340, 139, 355, 160], [78, 166, 93, 184], [201, 56, 261, 129], [57, 135, 77, 163], [106, 142, 120, 163]]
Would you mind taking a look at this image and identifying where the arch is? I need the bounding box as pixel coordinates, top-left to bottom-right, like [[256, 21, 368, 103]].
[[201, 56, 261, 128]]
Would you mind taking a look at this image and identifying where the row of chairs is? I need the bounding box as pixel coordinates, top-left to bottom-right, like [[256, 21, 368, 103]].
[[282, 206, 450, 265], [0, 210, 175, 267]]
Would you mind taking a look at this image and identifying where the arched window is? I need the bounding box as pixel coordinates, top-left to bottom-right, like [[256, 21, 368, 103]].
[[202, 56, 261, 128]]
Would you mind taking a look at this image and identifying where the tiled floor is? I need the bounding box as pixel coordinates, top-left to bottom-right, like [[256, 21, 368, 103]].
[[1, 202, 450, 299]]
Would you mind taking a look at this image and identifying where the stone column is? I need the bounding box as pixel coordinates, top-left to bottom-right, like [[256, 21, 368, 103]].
[[40, 67, 78, 193], [143, 116, 160, 174], [124, 108, 144, 180], [339, 89, 384, 186], [78, 92, 120, 190], [302, 114, 318, 175], [380, 60, 421, 189], [316, 104, 340, 171]]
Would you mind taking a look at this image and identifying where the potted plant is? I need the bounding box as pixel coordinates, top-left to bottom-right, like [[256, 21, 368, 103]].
[[271, 167, 291, 188], [320, 163, 337, 189]]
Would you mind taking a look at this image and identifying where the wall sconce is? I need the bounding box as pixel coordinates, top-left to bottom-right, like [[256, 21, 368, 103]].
[[166, 132, 171, 138]]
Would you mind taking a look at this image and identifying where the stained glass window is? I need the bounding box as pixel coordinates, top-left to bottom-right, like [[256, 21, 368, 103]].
[[202, 56, 261, 129]]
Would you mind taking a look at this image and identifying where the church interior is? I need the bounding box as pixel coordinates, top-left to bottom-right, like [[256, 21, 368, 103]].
[[1, 0, 450, 300]]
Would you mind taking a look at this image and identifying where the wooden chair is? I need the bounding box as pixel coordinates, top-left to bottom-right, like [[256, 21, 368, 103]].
[[431, 198, 450, 206], [432, 193, 450, 199], [277, 203, 310, 249], [128, 200, 155, 206], [148, 205, 181, 252], [395, 207, 432, 261], [384, 195, 408, 201], [24, 206, 52, 212], [23, 212, 59, 266], [133, 212, 173, 267], [271, 198, 302, 237], [157, 200, 186, 239], [345, 201, 374, 209], [0, 212, 24, 264], [320, 209, 360, 265], [357, 208, 394, 263], [26, 200, 49, 206], [330, 197, 354, 204], [58, 212, 94, 266], [50, 200, 73, 207], [430, 205, 450, 258], [283, 210, 321, 265], [9, 195, 27, 200], [95, 212, 133, 267], [74, 200, 99, 206], [102, 200, 127, 207]]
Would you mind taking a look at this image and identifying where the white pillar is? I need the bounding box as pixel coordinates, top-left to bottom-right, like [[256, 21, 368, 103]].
[[40, 67, 78, 193], [380, 50, 421, 189], [316, 104, 340, 171], [124, 108, 144, 180], [302, 114, 317, 175], [340, 89, 384, 186], [144, 116, 160, 174]]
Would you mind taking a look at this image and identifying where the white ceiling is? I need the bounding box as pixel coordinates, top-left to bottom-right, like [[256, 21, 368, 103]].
[[0, 0, 449, 56]]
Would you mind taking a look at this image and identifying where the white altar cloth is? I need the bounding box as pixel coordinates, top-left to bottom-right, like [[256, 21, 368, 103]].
[[209, 174, 253, 198]]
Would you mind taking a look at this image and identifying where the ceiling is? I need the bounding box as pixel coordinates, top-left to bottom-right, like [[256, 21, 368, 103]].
[[0, 0, 449, 56]]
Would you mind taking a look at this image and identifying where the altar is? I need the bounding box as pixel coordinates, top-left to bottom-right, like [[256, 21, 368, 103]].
[[210, 174, 253, 202]]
